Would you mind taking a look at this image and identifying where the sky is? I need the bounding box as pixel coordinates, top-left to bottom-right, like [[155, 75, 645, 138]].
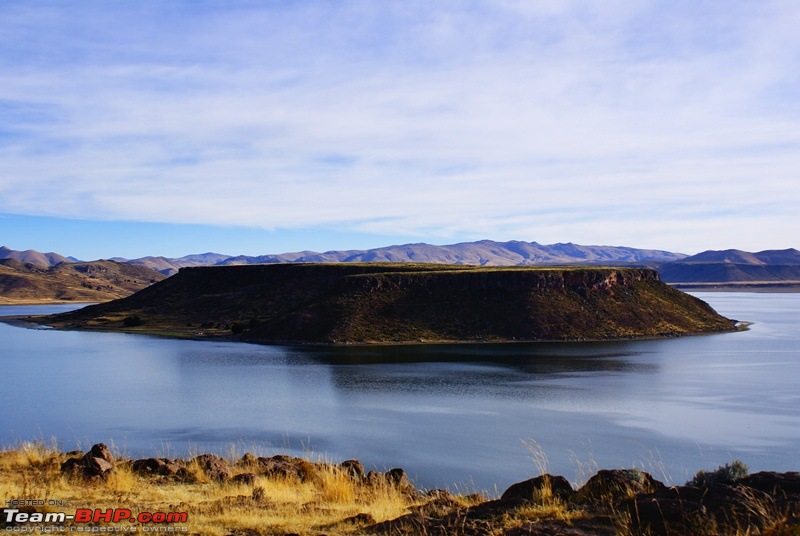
[[1, 0, 799, 260]]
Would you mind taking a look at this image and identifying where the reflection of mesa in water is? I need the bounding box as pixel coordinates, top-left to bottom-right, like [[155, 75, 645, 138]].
[[40, 263, 736, 344], [2, 293, 799, 491]]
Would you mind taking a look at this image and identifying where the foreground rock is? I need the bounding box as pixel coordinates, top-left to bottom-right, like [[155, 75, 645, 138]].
[[366, 468, 800, 536], [50, 445, 800, 535], [625, 472, 800, 535], [60, 443, 115, 479]]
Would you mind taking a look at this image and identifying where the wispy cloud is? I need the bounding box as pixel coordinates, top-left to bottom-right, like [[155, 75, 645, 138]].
[[1, 0, 798, 252]]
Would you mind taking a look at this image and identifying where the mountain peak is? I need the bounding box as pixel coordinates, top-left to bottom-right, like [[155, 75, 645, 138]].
[[0, 246, 74, 267]]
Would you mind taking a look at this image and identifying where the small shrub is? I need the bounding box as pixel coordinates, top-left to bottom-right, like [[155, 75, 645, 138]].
[[123, 315, 143, 327], [687, 460, 749, 488], [231, 323, 245, 334]]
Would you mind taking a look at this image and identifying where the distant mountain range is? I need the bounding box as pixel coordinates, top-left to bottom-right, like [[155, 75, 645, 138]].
[[114, 241, 688, 275], [2, 242, 799, 300], [0, 245, 77, 267], [658, 248, 800, 286]]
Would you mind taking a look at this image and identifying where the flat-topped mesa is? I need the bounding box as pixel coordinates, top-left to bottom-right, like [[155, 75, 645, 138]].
[[43, 263, 735, 344]]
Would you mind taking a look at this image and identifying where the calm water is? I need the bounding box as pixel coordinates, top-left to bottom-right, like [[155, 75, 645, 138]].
[[1, 293, 799, 492]]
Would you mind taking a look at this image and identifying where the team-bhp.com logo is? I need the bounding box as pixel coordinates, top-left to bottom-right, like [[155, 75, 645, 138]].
[[3, 507, 188, 532]]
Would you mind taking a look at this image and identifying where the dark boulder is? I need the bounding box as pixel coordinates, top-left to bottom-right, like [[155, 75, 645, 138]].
[[258, 457, 303, 480], [501, 474, 575, 502], [60, 457, 84, 475], [626, 483, 778, 535], [87, 443, 114, 464], [368, 497, 529, 536], [740, 471, 800, 517], [192, 453, 232, 482], [385, 467, 416, 494], [740, 471, 800, 495], [132, 457, 187, 479], [82, 443, 115, 477], [60, 443, 115, 478], [255, 456, 318, 481], [578, 469, 664, 505], [340, 459, 365, 479]]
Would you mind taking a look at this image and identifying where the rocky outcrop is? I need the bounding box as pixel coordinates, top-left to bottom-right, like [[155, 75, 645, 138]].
[[618, 471, 800, 535], [44, 263, 736, 344], [192, 453, 232, 482], [60, 443, 115, 479], [576, 468, 665, 504], [500, 474, 575, 502], [367, 469, 800, 536], [131, 457, 187, 479], [340, 459, 366, 478], [41, 445, 800, 535]]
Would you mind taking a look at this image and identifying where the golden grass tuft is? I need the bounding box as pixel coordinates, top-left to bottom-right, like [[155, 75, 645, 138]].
[[0, 445, 420, 536]]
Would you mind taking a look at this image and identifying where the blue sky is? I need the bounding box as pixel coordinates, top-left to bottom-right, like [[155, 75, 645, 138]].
[[1, 1, 799, 259]]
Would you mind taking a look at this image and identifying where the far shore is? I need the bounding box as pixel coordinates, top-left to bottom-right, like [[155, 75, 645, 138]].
[[0, 298, 97, 306], [670, 281, 800, 292]]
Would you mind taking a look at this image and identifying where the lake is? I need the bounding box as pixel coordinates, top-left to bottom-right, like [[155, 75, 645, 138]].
[[1, 292, 798, 493]]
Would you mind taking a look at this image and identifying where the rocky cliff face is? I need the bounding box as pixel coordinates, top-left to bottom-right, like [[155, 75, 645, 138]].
[[45, 263, 735, 344], [345, 267, 658, 293]]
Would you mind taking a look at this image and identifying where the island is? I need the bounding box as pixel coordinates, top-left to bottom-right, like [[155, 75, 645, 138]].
[[38, 263, 736, 344]]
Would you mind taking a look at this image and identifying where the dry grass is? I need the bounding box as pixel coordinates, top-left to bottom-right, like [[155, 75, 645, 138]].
[[0, 442, 419, 535], [506, 487, 584, 525], [3, 443, 795, 536]]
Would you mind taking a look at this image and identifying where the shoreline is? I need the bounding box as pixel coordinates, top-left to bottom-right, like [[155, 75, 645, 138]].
[[671, 282, 800, 293], [0, 299, 97, 305], [2, 281, 798, 307], [0, 313, 743, 347]]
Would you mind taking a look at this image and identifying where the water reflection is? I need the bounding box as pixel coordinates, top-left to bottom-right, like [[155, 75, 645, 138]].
[[303, 343, 659, 398], [1, 294, 799, 491]]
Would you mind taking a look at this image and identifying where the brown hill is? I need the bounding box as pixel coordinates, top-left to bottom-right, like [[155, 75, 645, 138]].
[[0, 245, 74, 267], [669, 248, 800, 266], [44, 263, 735, 344], [0, 259, 166, 304], [659, 248, 800, 285]]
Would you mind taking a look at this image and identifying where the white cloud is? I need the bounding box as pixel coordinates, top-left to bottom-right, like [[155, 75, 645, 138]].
[[0, 0, 798, 251]]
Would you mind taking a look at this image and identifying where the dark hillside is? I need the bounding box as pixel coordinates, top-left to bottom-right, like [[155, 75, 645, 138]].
[[43, 263, 736, 344]]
